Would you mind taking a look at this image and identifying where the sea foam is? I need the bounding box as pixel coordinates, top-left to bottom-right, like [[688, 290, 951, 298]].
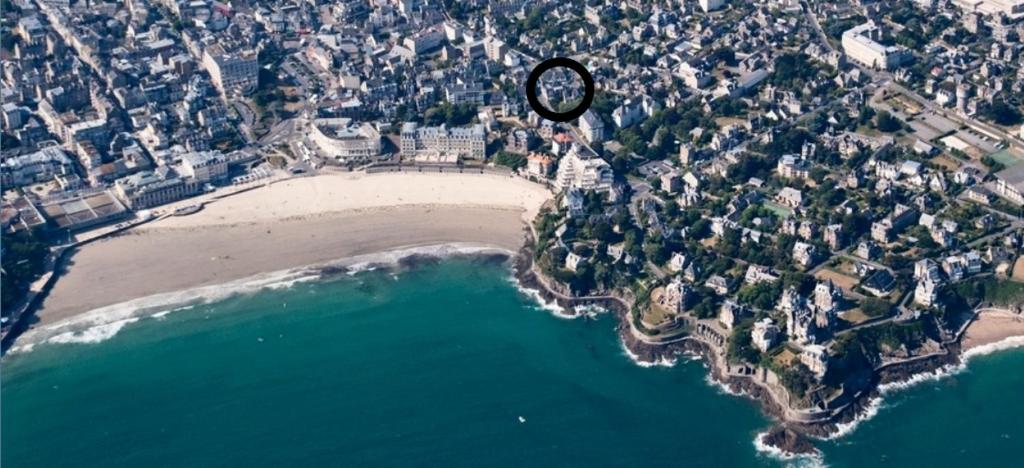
[[753, 431, 826, 467], [11, 243, 514, 353], [619, 340, 678, 368], [825, 335, 1024, 440]]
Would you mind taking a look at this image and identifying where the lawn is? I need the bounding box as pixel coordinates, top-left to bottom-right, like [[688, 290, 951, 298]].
[[987, 149, 1024, 168], [761, 200, 793, 218]]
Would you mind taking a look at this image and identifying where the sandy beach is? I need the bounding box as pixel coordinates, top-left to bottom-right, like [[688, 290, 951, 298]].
[[961, 309, 1024, 351], [35, 172, 551, 326]]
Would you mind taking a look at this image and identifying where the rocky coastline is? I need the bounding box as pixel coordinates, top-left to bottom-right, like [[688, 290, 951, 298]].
[[510, 236, 986, 457]]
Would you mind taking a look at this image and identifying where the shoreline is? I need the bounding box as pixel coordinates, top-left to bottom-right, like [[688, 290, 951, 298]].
[[7, 170, 1024, 458], [7, 219, 1024, 462], [512, 237, 1024, 457], [3, 171, 552, 352], [8, 242, 518, 354]]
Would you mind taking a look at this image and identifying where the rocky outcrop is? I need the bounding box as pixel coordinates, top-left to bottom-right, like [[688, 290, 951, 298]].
[[761, 427, 819, 456]]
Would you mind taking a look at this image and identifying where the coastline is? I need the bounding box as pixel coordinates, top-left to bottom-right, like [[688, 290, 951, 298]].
[[5, 171, 551, 351], [513, 236, 1024, 457], [9, 242, 518, 353], [9, 169, 1024, 459], [31, 172, 551, 327]]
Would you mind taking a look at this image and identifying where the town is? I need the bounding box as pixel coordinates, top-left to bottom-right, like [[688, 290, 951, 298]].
[[3, 0, 1024, 442]]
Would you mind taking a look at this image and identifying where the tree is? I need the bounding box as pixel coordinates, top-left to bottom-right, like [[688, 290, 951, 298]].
[[860, 297, 891, 318], [1, 230, 49, 314], [982, 99, 1023, 126], [727, 322, 761, 364], [493, 151, 526, 169], [874, 110, 902, 133]]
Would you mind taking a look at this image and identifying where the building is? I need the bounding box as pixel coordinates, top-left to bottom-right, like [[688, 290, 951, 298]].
[[793, 241, 817, 268], [202, 45, 259, 96], [579, 110, 605, 144], [841, 23, 911, 70], [752, 318, 780, 352], [699, 0, 726, 12], [181, 150, 228, 183], [38, 191, 128, 232], [1, 146, 76, 187], [994, 165, 1024, 205], [951, 0, 1024, 19], [660, 278, 692, 313], [777, 155, 811, 179], [403, 29, 445, 54], [309, 118, 383, 163], [400, 122, 486, 162], [554, 146, 614, 193], [526, 153, 555, 178], [114, 170, 201, 209], [744, 264, 779, 285], [677, 62, 712, 89], [718, 300, 746, 330], [914, 280, 939, 307], [800, 345, 829, 379], [776, 187, 803, 208]]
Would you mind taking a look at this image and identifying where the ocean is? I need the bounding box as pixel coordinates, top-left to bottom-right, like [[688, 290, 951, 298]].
[[3, 257, 1023, 467]]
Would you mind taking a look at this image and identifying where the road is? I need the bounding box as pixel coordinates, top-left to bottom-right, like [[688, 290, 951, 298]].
[[801, 0, 835, 53]]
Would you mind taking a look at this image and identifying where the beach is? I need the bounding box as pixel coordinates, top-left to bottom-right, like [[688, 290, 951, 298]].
[[961, 309, 1024, 351], [34, 172, 551, 326]]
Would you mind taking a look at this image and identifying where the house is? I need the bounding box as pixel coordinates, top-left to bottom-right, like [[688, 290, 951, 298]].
[[719, 300, 746, 330], [824, 224, 843, 250], [526, 152, 555, 177], [793, 242, 817, 269], [862, 270, 896, 297], [777, 187, 803, 208], [777, 155, 811, 179], [705, 275, 733, 295], [744, 265, 779, 285], [564, 187, 588, 218], [752, 318, 780, 352], [668, 252, 689, 272], [914, 280, 939, 307], [856, 241, 880, 260], [565, 252, 586, 272], [579, 110, 605, 144], [800, 344, 829, 379], [659, 278, 692, 313]]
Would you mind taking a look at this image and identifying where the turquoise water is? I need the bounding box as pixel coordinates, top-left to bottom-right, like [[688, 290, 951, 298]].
[[2, 258, 1023, 467]]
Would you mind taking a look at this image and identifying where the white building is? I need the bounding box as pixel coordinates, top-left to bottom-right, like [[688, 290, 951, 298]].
[[677, 62, 712, 89], [201, 45, 259, 96], [400, 122, 486, 161], [0, 146, 75, 187], [800, 344, 829, 379], [579, 110, 605, 144], [841, 23, 911, 70], [994, 165, 1024, 205], [309, 118, 382, 163], [555, 146, 614, 193], [180, 150, 228, 183], [951, 0, 1024, 19], [699, 0, 726, 13], [752, 318, 780, 352], [914, 280, 939, 307]]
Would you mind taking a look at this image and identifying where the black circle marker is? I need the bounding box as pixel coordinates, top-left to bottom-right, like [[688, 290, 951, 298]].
[[525, 57, 595, 123]]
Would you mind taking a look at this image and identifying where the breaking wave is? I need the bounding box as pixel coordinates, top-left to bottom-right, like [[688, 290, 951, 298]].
[[8, 243, 513, 354]]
